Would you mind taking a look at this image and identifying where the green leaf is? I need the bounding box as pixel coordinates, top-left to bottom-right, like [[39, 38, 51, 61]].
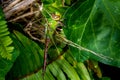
[[6, 31, 44, 80], [63, 0, 95, 61], [0, 7, 14, 60], [63, 0, 120, 67], [0, 34, 20, 80]]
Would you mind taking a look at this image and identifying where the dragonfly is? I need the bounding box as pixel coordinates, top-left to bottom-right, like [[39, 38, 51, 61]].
[[4, 0, 111, 75], [23, 1, 113, 77]]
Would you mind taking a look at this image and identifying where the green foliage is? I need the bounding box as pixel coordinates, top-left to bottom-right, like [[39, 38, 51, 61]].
[[0, 43, 19, 80], [6, 31, 91, 80], [0, 0, 120, 80], [42, 0, 67, 16], [0, 32, 20, 79], [0, 7, 14, 59], [6, 31, 44, 79], [0, 8, 19, 80], [64, 0, 120, 67]]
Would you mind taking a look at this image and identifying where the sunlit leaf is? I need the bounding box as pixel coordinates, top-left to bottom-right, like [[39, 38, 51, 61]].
[[0, 7, 14, 60], [0, 34, 20, 80]]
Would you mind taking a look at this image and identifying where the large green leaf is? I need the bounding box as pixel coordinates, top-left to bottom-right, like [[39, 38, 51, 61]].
[[63, 0, 120, 67]]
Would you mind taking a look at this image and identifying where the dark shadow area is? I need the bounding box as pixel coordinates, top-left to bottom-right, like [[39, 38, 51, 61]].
[[99, 62, 120, 80]]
